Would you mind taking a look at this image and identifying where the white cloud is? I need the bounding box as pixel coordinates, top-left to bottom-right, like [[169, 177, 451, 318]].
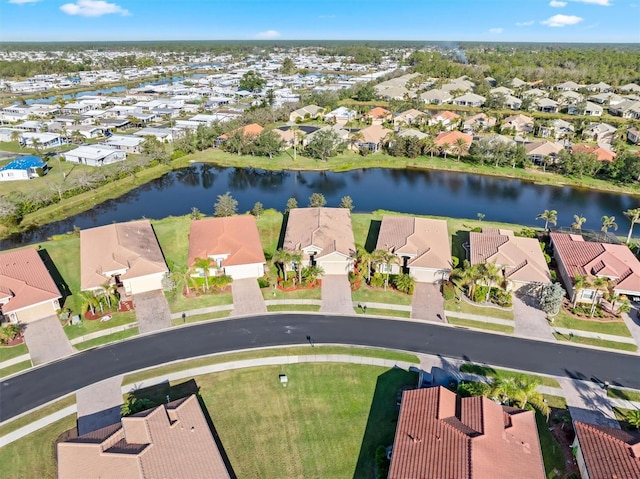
[[8, 0, 40, 4], [489, 27, 504, 34], [60, 0, 130, 17], [516, 20, 535, 26], [549, 0, 567, 6], [570, 0, 611, 5], [256, 30, 281, 39], [541, 14, 584, 27]]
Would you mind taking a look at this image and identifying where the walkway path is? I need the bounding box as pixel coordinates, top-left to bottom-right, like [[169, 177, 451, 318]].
[[411, 283, 445, 322], [621, 308, 640, 352], [558, 378, 621, 428], [513, 297, 555, 341]]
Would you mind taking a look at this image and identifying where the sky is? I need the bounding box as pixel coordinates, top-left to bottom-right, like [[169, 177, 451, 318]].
[[1, 0, 639, 43]]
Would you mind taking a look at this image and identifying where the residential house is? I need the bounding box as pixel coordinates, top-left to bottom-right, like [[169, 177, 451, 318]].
[[440, 78, 474, 93], [555, 80, 583, 91], [73, 125, 108, 139], [522, 88, 547, 98], [80, 220, 169, 297], [388, 386, 545, 479], [619, 83, 640, 94], [133, 127, 175, 143], [567, 101, 603, 117], [289, 104, 324, 123], [63, 145, 126, 167], [283, 207, 356, 275], [187, 216, 266, 280], [511, 77, 528, 89], [0, 156, 46, 182], [452, 92, 486, 107], [589, 92, 623, 106], [609, 100, 640, 119], [398, 129, 429, 141], [393, 109, 425, 129], [501, 114, 534, 134], [375, 85, 413, 101], [376, 217, 451, 283], [572, 144, 616, 163], [504, 95, 523, 110], [550, 232, 640, 306], [583, 122, 616, 144], [324, 106, 356, 124], [365, 107, 392, 125], [572, 420, 640, 479], [559, 90, 584, 105], [357, 124, 391, 152], [420, 89, 452, 105], [462, 113, 496, 134], [490, 86, 514, 96], [587, 82, 612, 93], [534, 97, 559, 113], [428, 111, 460, 130], [104, 135, 145, 154], [215, 123, 263, 148], [469, 228, 551, 290], [538, 119, 574, 140], [434, 130, 472, 153], [20, 132, 62, 149], [524, 141, 564, 166], [628, 127, 640, 145], [57, 395, 231, 479], [0, 248, 62, 324]]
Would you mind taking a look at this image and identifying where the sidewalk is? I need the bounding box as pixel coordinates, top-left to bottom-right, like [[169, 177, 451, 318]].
[[443, 311, 514, 326], [553, 327, 637, 345]]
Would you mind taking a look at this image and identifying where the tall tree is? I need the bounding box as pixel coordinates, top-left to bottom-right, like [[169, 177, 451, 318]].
[[214, 192, 238, 217], [624, 208, 640, 244], [308, 193, 327, 208], [452, 137, 469, 161], [572, 274, 591, 308], [536, 209, 558, 231], [571, 214, 586, 231], [239, 70, 266, 92], [305, 129, 346, 162], [601, 215, 618, 233], [285, 197, 298, 212], [193, 257, 212, 292], [339, 195, 354, 211]]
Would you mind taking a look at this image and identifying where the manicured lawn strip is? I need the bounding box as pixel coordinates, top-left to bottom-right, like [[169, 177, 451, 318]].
[[536, 411, 566, 478], [166, 290, 233, 314], [460, 363, 561, 388], [0, 360, 32, 379], [267, 304, 321, 312], [553, 333, 638, 352], [552, 309, 632, 337], [0, 415, 76, 479], [0, 343, 28, 362], [199, 364, 417, 478], [607, 387, 640, 402], [444, 298, 514, 320], [39, 235, 81, 313], [123, 346, 419, 385], [152, 215, 191, 267], [74, 328, 139, 351], [171, 311, 231, 326], [447, 316, 515, 334], [63, 311, 137, 340], [612, 406, 639, 430], [0, 395, 75, 438], [543, 395, 568, 409], [262, 287, 322, 301], [356, 308, 410, 318], [255, 209, 285, 256], [351, 285, 413, 306]]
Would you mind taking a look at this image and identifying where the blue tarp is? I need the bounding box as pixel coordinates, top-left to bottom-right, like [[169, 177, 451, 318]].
[[0, 155, 45, 172]]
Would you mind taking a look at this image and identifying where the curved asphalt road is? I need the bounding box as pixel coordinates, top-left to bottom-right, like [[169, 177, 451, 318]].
[[1, 314, 639, 422]]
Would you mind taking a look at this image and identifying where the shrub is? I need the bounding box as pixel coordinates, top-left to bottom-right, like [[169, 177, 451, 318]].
[[470, 227, 482, 233], [515, 227, 536, 238], [210, 274, 232, 290], [550, 270, 557, 282], [490, 288, 512, 308], [451, 256, 459, 268], [257, 277, 270, 288], [442, 281, 456, 301], [374, 445, 390, 479], [370, 272, 384, 288], [474, 285, 490, 303]]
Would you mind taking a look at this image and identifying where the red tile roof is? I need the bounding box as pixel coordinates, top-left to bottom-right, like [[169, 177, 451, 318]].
[[0, 248, 61, 313], [388, 387, 545, 479], [574, 421, 640, 479], [219, 123, 263, 140], [573, 144, 617, 162], [433, 110, 461, 122], [188, 216, 266, 268], [366, 106, 392, 119], [434, 130, 472, 147]]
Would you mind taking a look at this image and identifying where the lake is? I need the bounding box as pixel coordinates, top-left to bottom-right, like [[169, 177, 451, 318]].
[[3, 165, 639, 248]]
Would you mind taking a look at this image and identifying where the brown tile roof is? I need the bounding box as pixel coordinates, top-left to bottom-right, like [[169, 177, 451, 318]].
[[219, 123, 263, 140], [470, 229, 551, 284], [573, 144, 617, 162], [574, 420, 640, 479], [434, 130, 472, 147], [187, 216, 266, 268], [0, 248, 61, 313], [283, 207, 355, 259], [525, 141, 563, 156], [80, 220, 168, 291], [366, 106, 392, 119], [433, 110, 461, 122], [388, 387, 545, 479], [359, 124, 391, 144], [550, 232, 640, 295], [57, 395, 231, 479], [376, 216, 452, 270]]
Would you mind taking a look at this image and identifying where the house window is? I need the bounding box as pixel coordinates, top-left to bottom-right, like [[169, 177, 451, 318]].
[[581, 290, 595, 300]]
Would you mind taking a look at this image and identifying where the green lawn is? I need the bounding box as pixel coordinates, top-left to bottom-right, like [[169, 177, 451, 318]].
[[267, 304, 321, 312], [536, 411, 566, 478], [552, 309, 632, 337], [171, 310, 231, 326], [553, 332, 638, 352], [262, 286, 322, 301], [200, 363, 417, 478], [612, 406, 640, 430], [0, 360, 32, 379], [447, 316, 515, 334], [152, 215, 191, 267], [356, 308, 411, 318], [39, 235, 81, 313], [444, 298, 515, 320], [63, 311, 136, 340], [608, 387, 640, 402], [0, 343, 28, 362], [352, 284, 413, 306], [166, 290, 233, 314], [0, 395, 76, 438], [459, 363, 561, 388], [74, 328, 139, 351]]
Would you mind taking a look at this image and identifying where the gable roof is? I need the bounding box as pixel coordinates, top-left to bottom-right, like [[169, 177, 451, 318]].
[[80, 220, 168, 290], [376, 217, 452, 271], [283, 207, 355, 259], [470, 229, 551, 284], [388, 387, 545, 479], [188, 216, 266, 268], [57, 395, 231, 479], [432, 110, 460, 122], [359, 124, 391, 144], [219, 123, 263, 140], [366, 106, 392, 119], [0, 248, 61, 313], [572, 144, 616, 162], [434, 130, 472, 147], [574, 421, 640, 479]]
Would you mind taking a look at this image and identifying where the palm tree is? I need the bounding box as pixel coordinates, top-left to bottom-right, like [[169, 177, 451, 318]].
[[571, 214, 586, 231], [422, 137, 438, 159], [440, 141, 451, 160], [490, 377, 550, 418], [625, 409, 640, 429], [290, 250, 304, 286], [590, 277, 609, 318], [536, 209, 558, 231], [393, 273, 416, 294], [348, 131, 365, 152], [452, 137, 469, 161], [477, 262, 504, 301], [78, 290, 99, 316], [30, 137, 43, 158], [379, 250, 400, 289], [572, 274, 591, 308], [193, 257, 212, 292], [290, 125, 300, 161], [10, 130, 21, 145], [356, 247, 374, 283], [450, 260, 474, 299], [170, 264, 196, 296], [272, 249, 292, 281], [624, 208, 640, 244], [302, 265, 324, 285], [601, 215, 618, 233], [100, 281, 119, 311]]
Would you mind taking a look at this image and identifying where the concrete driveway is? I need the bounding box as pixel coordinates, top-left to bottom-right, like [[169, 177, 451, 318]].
[[76, 376, 123, 435], [321, 275, 355, 314], [133, 290, 172, 334], [512, 295, 555, 340], [231, 278, 267, 316], [411, 282, 445, 322], [23, 315, 74, 365]]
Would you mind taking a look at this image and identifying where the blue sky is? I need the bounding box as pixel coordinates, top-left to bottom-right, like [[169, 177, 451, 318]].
[[2, 0, 639, 42]]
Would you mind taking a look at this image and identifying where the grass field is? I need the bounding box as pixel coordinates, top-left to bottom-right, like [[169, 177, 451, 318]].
[[447, 316, 515, 334], [63, 311, 136, 340], [0, 395, 76, 438], [352, 284, 413, 306], [0, 360, 32, 379], [74, 328, 139, 351], [171, 310, 231, 326], [444, 298, 515, 320], [608, 387, 640, 402], [0, 343, 28, 363], [267, 304, 321, 312], [356, 308, 411, 318], [552, 309, 632, 337], [553, 332, 638, 352], [262, 286, 322, 301], [535, 411, 566, 478], [460, 363, 561, 388]]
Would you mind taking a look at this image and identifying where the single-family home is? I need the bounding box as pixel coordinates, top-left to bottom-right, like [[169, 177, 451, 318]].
[[572, 420, 640, 479], [0, 156, 46, 182], [628, 127, 640, 145], [535, 97, 559, 113], [538, 119, 574, 140], [608, 100, 640, 119], [550, 232, 640, 306], [434, 130, 472, 153], [357, 124, 391, 152], [559, 90, 584, 105], [80, 220, 169, 297], [462, 113, 496, 134], [589, 92, 623, 106], [582, 122, 616, 143], [504, 95, 523, 110], [393, 109, 425, 129], [375, 85, 413, 101], [324, 106, 356, 124], [452, 92, 486, 107], [470, 228, 551, 290], [289, 104, 324, 123], [376, 217, 452, 283], [215, 123, 263, 148], [0, 248, 62, 324], [365, 107, 392, 125], [57, 395, 231, 479], [572, 144, 616, 163], [511, 77, 529, 89], [522, 88, 547, 98], [428, 111, 460, 130], [420, 89, 453, 105], [398, 129, 429, 141], [555, 80, 583, 91], [388, 386, 545, 479], [567, 101, 603, 117], [619, 83, 640, 94], [63, 145, 126, 167], [501, 114, 534, 134], [490, 86, 514, 97], [104, 134, 145, 154], [525, 141, 564, 166], [187, 216, 266, 280], [587, 81, 612, 92], [283, 207, 356, 275], [20, 132, 62, 149], [133, 127, 175, 143]]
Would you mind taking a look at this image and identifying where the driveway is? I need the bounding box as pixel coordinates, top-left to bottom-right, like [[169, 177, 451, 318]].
[[559, 378, 620, 428], [76, 375, 123, 435], [231, 278, 267, 316], [23, 315, 74, 365], [512, 295, 555, 340], [133, 290, 172, 334], [411, 282, 445, 322], [320, 275, 355, 314]]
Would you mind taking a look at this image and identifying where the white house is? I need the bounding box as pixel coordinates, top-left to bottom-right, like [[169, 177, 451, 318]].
[[0, 156, 46, 182], [63, 145, 126, 166]]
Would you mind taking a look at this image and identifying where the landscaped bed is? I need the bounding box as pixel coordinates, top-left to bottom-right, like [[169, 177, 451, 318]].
[[444, 297, 514, 320]]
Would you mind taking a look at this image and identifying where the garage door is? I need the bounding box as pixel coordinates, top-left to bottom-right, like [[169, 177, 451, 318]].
[[226, 264, 265, 280], [318, 261, 350, 275], [17, 301, 57, 323], [411, 268, 440, 283]]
